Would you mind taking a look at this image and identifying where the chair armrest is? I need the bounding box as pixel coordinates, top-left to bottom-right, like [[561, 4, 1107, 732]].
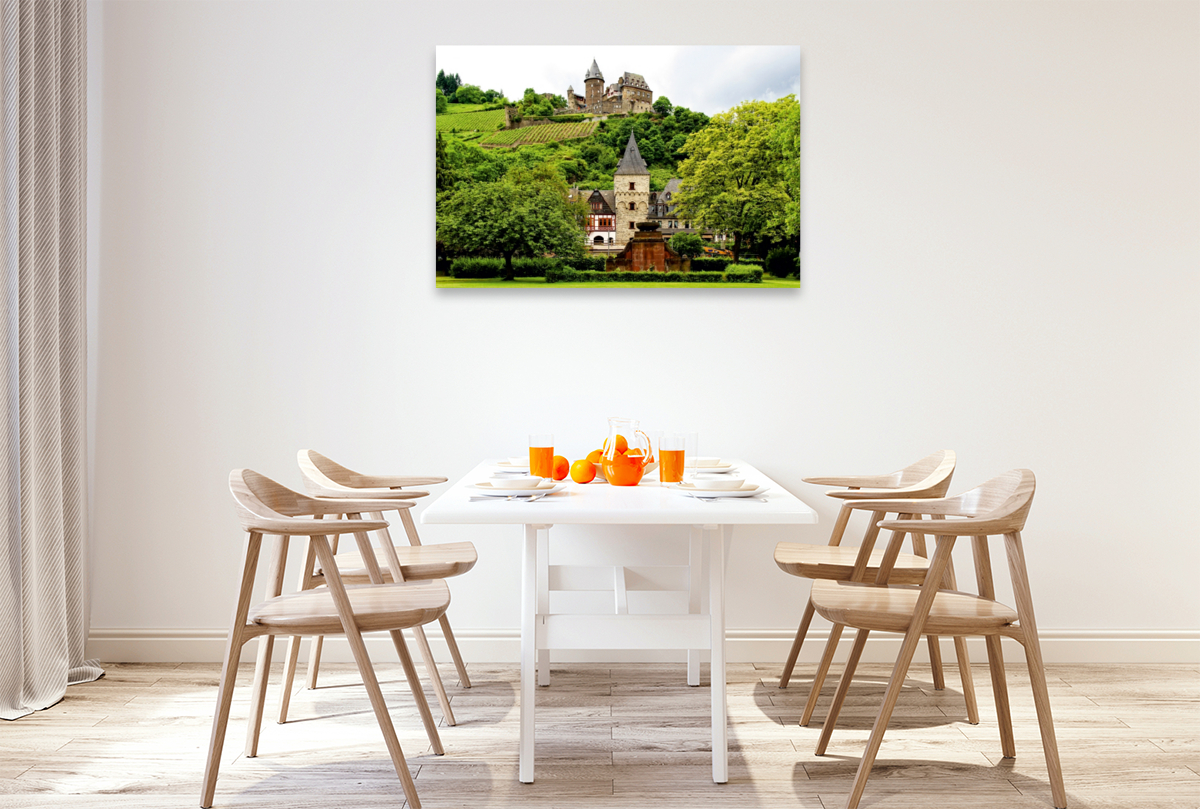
[[357, 474, 448, 488], [308, 497, 416, 516], [309, 488, 429, 500], [840, 496, 957, 514], [828, 486, 940, 501], [878, 516, 1008, 536], [249, 517, 389, 536], [803, 474, 898, 488]]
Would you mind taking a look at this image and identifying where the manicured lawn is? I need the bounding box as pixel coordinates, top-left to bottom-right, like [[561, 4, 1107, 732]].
[[435, 276, 802, 289]]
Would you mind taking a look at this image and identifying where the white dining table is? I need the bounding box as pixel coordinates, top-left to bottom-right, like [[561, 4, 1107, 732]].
[[420, 459, 818, 784]]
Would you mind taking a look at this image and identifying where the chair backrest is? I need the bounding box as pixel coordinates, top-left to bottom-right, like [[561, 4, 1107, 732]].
[[940, 469, 1036, 533], [297, 450, 362, 497], [874, 469, 1036, 537], [230, 468, 319, 530], [828, 450, 957, 502], [895, 450, 956, 488]]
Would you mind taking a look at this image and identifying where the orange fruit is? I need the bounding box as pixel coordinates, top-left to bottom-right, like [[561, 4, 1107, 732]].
[[551, 455, 569, 481], [586, 448, 603, 464], [570, 459, 597, 484], [626, 448, 644, 456], [602, 434, 629, 455]]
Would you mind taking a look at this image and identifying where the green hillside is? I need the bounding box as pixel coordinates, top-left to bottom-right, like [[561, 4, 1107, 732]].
[[436, 108, 506, 133], [480, 120, 599, 147]]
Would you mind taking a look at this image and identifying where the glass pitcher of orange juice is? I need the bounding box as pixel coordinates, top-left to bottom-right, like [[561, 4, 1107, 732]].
[[601, 417, 655, 486]]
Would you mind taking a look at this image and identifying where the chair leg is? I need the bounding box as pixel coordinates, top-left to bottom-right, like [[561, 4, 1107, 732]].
[[1006, 532, 1067, 809], [779, 597, 816, 688], [389, 628, 445, 756], [801, 622, 843, 726], [201, 533, 262, 809], [244, 635, 275, 757], [412, 623, 457, 726], [200, 631, 248, 808], [925, 635, 946, 690], [439, 613, 472, 688], [985, 634, 1015, 756], [311, 535, 424, 808], [277, 634, 303, 724], [815, 628, 870, 755], [842, 626, 924, 809], [940, 555, 979, 723], [840, 536, 957, 809], [244, 535, 288, 757], [305, 635, 325, 688], [953, 635, 979, 724]]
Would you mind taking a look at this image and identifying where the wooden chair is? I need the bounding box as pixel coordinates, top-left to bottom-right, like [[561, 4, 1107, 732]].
[[775, 450, 978, 727], [809, 469, 1066, 809], [274, 450, 475, 728], [203, 469, 450, 809]]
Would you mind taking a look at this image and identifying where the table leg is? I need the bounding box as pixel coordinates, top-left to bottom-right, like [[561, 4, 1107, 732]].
[[537, 526, 550, 687], [520, 524, 539, 783], [709, 524, 730, 784], [688, 527, 703, 687]]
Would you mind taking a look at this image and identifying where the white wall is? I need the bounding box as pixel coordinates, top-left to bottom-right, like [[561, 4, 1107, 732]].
[[87, 0, 1200, 663]]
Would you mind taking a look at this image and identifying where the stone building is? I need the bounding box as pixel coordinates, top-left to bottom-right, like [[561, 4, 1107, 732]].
[[566, 60, 653, 115], [613, 132, 651, 247]]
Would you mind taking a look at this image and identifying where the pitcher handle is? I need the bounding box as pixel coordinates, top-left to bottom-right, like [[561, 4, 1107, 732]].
[[635, 430, 655, 463]]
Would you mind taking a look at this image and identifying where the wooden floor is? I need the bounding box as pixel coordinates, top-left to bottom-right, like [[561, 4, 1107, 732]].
[[1, 659, 1197, 808]]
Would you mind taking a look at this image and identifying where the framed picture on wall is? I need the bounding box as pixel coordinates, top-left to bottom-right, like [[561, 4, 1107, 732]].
[[435, 46, 801, 289]]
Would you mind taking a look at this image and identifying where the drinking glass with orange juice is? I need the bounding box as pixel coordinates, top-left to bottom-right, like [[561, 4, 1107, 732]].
[[658, 432, 686, 483], [529, 433, 554, 478]]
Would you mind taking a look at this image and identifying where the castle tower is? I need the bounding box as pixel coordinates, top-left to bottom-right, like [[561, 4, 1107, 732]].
[[584, 59, 604, 113], [567, 84, 575, 110], [613, 132, 650, 247]]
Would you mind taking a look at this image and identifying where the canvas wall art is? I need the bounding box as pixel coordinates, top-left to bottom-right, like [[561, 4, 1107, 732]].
[[435, 46, 801, 288]]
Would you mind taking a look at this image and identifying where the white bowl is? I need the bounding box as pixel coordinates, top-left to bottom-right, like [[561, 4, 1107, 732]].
[[691, 476, 745, 490], [689, 457, 723, 468], [508, 456, 529, 466], [491, 476, 543, 489]]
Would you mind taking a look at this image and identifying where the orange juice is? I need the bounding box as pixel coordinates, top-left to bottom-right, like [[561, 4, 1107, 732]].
[[529, 445, 554, 478], [659, 449, 685, 483]]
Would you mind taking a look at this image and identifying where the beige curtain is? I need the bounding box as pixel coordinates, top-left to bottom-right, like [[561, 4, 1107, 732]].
[[0, 0, 98, 721]]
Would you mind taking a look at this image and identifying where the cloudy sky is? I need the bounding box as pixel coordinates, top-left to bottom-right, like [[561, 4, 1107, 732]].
[[435, 46, 801, 116]]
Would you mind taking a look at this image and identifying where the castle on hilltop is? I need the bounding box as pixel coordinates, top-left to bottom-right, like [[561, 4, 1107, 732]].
[[565, 59, 653, 115]]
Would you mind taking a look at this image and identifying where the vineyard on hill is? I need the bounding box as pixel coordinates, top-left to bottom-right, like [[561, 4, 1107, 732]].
[[481, 120, 599, 147], [436, 108, 507, 133]]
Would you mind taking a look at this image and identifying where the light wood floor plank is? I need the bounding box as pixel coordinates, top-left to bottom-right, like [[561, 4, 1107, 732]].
[[0, 661, 1196, 809]]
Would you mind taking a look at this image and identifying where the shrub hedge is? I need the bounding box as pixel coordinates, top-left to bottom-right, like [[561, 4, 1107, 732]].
[[722, 265, 764, 283], [450, 257, 558, 278], [765, 247, 798, 278], [561, 255, 608, 272], [545, 268, 761, 284]]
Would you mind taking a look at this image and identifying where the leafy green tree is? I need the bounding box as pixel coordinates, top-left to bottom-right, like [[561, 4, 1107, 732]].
[[550, 94, 567, 109], [652, 95, 673, 116], [436, 88, 448, 115], [436, 70, 461, 96], [668, 232, 705, 258], [775, 102, 801, 241], [453, 84, 486, 104], [673, 95, 798, 262], [437, 172, 583, 281]]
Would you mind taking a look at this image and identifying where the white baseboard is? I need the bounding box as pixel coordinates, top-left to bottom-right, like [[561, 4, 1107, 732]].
[[88, 626, 1200, 665]]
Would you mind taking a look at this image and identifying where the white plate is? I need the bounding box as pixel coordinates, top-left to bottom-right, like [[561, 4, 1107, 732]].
[[495, 460, 529, 470], [689, 465, 737, 475], [471, 481, 564, 496], [672, 482, 768, 499], [686, 459, 733, 471]]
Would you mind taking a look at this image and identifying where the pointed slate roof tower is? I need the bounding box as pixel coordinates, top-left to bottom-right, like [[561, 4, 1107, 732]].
[[585, 59, 603, 81], [614, 132, 649, 175]]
